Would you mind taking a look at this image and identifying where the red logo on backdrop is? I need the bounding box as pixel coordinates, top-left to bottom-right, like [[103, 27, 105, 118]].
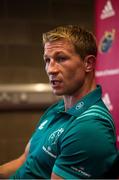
[[98, 29, 115, 53]]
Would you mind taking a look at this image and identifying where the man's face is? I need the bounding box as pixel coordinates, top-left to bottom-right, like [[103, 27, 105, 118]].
[[44, 40, 86, 96]]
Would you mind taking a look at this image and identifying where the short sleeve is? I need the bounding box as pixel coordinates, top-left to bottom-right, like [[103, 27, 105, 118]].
[[52, 118, 116, 179]]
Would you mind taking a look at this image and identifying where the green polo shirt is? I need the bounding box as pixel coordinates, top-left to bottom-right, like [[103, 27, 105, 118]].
[[10, 85, 118, 179]]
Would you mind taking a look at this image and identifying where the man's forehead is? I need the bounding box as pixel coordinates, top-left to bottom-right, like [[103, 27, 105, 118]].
[[44, 39, 73, 48], [44, 40, 75, 54]]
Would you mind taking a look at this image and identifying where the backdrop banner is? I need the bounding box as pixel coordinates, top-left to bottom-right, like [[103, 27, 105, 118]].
[[95, 0, 119, 147]]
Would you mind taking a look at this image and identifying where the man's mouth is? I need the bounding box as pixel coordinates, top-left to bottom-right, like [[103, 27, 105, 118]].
[[50, 80, 62, 86]]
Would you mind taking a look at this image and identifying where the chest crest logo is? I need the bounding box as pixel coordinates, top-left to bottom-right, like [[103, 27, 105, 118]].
[[48, 128, 64, 145]]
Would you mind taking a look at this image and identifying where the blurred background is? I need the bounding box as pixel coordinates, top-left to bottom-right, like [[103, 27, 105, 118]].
[[0, 0, 94, 164]]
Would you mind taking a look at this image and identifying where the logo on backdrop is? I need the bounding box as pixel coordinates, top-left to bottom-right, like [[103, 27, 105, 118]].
[[102, 93, 113, 111], [100, 0, 115, 20], [98, 29, 115, 53]]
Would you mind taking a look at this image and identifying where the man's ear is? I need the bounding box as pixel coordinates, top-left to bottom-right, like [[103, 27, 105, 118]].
[[84, 55, 96, 72]]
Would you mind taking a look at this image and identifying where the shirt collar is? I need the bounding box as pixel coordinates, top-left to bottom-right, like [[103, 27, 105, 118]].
[[57, 85, 102, 117], [67, 85, 102, 117]]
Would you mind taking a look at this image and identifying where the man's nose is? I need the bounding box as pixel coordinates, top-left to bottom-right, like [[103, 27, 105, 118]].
[[47, 60, 59, 75]]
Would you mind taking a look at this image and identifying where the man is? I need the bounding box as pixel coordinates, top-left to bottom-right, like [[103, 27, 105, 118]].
[[0, 25, 118, 179]]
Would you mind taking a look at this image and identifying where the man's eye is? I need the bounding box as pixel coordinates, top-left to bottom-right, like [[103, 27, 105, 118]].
[[56, 56, 67, 62]]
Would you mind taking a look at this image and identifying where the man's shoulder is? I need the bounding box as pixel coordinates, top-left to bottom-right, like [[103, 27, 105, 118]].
[[74, 99, 115, 133], [76, 100, 113, 122]]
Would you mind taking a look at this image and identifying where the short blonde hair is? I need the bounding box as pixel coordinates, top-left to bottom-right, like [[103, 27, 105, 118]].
[[42, 25, 97, 60]]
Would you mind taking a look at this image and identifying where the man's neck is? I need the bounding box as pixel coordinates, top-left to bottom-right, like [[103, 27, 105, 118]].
[[63, 81, 96, 111]]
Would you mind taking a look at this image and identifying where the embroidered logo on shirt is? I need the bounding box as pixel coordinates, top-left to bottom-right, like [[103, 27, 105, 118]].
[[75, 101, 84, 110], [42, 145, 57, 158], [38, 120, 48, 130], [48, 128, 64, 145], [71, 166, 91, 178], [42, 128, 64, 158]]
